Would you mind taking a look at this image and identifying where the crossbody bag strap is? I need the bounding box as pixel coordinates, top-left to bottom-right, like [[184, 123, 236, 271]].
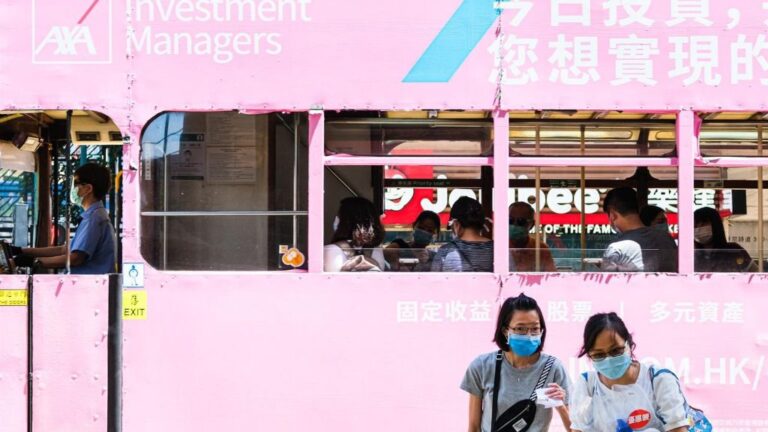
[[529, 356, 556, 401], [452, 242, 479, 272], [491, 350, 503, 432]]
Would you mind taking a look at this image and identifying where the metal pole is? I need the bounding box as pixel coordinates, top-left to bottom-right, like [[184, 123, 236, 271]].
[[65, 110, 73, 273], [758, 126, 764, 272], [535, 126, 541, 271], [580, 125, 587, 271]]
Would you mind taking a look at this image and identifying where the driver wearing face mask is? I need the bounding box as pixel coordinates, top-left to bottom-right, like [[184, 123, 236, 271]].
[[601, 188, 678, 272], [508, 202, 556, 272], [11, 163, 116, 274]]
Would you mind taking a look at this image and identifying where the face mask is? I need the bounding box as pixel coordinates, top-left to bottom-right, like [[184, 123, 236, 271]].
[[694, 225, 713, 244], [508, 224, 528, 242], [507, 333, 541, 357], [412, 228, 434, 247], [653, 222, 670, 234], [593, 350, 632, 380], [332, 216, 340, 232], [70, 182, 84, 208]]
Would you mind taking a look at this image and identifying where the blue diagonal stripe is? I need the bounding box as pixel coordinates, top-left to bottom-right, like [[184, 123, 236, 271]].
[[403, 0, 497, 83]]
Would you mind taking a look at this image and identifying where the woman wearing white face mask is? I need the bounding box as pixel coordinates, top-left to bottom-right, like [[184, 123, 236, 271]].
[[570, 313, 707, 432], [693, 207, 756, 272], [324, 197, 387, 272]]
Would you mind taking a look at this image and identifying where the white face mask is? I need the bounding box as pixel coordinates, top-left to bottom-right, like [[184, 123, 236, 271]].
[[694, 225, 713, 244], [332, 216, 340, 232]]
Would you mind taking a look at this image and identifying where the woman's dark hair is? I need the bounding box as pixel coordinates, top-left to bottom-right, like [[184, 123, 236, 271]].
[[450, 197, 485, 231], [493, 293, 546, 353], [639, 205, 665, 227], [74, 162, 112, 200], [330, 197, 385, 248], [578, 312, 636, 358], [694, 207, 728, 248], [414, 210, 441, 231]]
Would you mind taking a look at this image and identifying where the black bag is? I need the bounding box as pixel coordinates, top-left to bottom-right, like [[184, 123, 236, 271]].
[[490, 351, 555, 432]]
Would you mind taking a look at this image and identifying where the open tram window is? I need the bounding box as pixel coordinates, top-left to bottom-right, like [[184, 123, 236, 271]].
[[507, 166, 679, 272], [693, 167, 767, 272], [140, 111, 308, 271], [0, 110, 123, 274], [324, 110, 494, 273], [509, 111, 676, 157], [699, 112, 768, 157]]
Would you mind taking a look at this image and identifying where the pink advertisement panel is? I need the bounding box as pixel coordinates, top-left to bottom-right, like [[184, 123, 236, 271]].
[[0, 276, 29, 432], [32, 275, 110, 432], [3, 0, 768, 110], [122, 272, 768, 432]]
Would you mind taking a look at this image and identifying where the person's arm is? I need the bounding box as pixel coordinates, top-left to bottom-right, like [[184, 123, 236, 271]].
[[541, 245, 557, 272], [383, 242, 400, 270], [37, 251, 87, 269], [21, 245, 66, 257], [467, 394, 482, 432], [652, 370, 692, 432]]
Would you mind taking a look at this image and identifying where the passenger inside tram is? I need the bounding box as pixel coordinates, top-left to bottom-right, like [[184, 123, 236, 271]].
[[694, 207, 757, 273], [13, 163, 116, 274], [384, 210, 440, 272], [431, 196, 493, 272], [639, 205, 670, 234], [508, 202, 556, 272], [324, 196, 387, 272], [601, 187, 678, 272]]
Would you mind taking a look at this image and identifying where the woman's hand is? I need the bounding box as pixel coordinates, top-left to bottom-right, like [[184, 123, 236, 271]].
[[545, 382, 566, 401]]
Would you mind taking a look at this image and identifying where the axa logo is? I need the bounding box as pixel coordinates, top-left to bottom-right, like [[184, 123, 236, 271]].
[[32, 0, 113, 64], [403, 0, 496, 83]]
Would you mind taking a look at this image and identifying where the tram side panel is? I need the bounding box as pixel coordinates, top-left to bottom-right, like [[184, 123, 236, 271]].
[[32, 275, 110, 432], [0, 275, 30, 432]]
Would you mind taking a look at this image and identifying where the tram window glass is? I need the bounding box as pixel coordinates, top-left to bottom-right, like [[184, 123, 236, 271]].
[[507, 166, 678, 272], [325, 110, 493, 156], [509, 111, 676, 157], [693, 167, 768, 272], [324, 163, 493, 272], [698, 112, 768, 157], [140, 112, 308, 271]]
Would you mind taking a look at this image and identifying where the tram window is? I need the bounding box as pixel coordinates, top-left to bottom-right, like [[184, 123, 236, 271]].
[[0, 110, 123, 274], [324, 165, 494, 272], [508, 166, 679, 272], [509, 111, 676, 157], [693, 167, 768, 272], [140, 112, 308, 271], [699, 112, 768, 157], [325, 110, 493, 156]]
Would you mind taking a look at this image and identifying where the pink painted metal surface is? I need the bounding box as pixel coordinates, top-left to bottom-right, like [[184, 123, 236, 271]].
[[493, 110, 510, 274], [120, 271, 768, 431], [0, 276, 29, 432], [307, 111, 325, 273], [32, 275, 109, 432], [676, 111, 698, 274]]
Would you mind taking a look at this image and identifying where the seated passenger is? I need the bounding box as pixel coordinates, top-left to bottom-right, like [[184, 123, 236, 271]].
[[639, 205, 670, 235], [694, 207, 756, 272], [601, 187, 678, 272], [384, 210, 440, 272], [12, 163, 116, 274], [508, 202, 555, 272], [324, 197, 386, 272], [431, 197, 493, 272]]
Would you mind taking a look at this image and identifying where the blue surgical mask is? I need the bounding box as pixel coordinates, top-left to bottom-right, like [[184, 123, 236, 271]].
[[412, 228, 434, 247], [509, 224, 528, 242], [507, 333, 541, 357], [70, 182, 84, 208], [592, 351, 632, 380]]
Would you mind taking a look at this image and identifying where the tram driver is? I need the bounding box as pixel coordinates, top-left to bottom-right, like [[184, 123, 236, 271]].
[[12, 163, 116, 274]]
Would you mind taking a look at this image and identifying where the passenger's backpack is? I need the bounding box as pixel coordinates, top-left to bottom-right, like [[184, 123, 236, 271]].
[[648, 367, 712, 432], [335, 241, 383, 272]]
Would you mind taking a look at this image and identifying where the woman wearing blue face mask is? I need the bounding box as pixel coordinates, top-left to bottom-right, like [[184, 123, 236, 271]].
[[571, 313, 694, 432], [384, 211, 440, 272], [461, 294, 571, 432]]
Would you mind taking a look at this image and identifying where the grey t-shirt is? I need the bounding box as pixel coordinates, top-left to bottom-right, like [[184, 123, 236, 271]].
[[461, 352, 571, 432], [602, 226, 678, 272]]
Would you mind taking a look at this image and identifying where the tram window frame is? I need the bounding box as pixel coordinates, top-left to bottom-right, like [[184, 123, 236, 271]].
[[138, 111, 309, 272], [320, 110, 496, 273]]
